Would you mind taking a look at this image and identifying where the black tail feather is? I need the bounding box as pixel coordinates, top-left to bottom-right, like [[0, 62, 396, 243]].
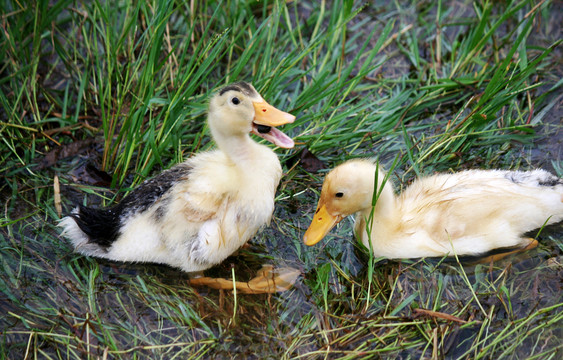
[[68, 163, 192, 248], [71, 206, 121, 248]]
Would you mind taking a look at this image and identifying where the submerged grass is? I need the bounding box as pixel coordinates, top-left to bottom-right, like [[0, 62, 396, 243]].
[[1, 0, 562, 358]]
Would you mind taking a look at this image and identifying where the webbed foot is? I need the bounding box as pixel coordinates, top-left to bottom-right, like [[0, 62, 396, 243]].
[[476, 238, 539, 263], [189, 265, 300, 294]]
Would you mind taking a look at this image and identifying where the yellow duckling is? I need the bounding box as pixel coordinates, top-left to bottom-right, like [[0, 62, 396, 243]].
[[304, 159, 563, 258], [60, 82, 296, 282]]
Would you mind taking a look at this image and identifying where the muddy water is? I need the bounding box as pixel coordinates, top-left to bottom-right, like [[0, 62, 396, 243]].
[[2, 2, 563, 358], [1, 123, 562, 358]]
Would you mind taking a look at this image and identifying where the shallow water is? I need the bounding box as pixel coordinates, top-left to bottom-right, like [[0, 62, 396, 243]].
[[2, 1, 563, 358], [2, 181, 561, 358], [2, 117, 563, 358]]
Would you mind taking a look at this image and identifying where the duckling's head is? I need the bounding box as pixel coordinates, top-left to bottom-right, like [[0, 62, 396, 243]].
[[304, 159, 379, 246], [208, 82, 295, 148]]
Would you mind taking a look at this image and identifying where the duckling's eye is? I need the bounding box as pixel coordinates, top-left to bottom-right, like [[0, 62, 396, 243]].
[[335, 192, 344, 198], [231, 97, 240, 105]]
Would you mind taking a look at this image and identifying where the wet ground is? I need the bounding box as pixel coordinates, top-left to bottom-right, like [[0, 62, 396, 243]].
[[1, 1, 562, 358], [1, 165, 562, 357]]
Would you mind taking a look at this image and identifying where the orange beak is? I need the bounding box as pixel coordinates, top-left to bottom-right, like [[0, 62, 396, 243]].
[[250, 100, 295, 149], [253, 101, 295, 127], [303, 203, 342, 246]]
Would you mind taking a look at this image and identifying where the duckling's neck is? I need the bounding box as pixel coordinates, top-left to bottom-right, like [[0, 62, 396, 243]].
[[354, 180, 395, 247], [213, 131, 264, 165], [365, 178, 396, 219]]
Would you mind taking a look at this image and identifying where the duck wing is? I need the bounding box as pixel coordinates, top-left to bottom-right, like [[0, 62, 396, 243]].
[[68, 163, 193, 248]]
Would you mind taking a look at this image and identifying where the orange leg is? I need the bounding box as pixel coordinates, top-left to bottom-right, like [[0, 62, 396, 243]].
[[476, 238, 539, 263], [188, 265, 300, 294]]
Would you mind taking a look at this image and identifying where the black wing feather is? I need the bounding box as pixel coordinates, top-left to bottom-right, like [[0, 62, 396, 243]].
[[71, 163, 192, 248], [70, 206, 121, 248]]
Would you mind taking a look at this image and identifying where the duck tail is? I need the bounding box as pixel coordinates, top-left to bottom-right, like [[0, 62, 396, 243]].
[[505, 169, 563, 188], [59, 206, 121, 255], [534, 169, 563, 188]]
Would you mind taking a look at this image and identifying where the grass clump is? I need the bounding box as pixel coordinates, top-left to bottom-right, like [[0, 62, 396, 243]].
[[1, 0, 562, 358]]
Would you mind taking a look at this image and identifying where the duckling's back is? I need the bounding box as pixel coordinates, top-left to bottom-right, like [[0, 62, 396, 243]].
[[394, 168, 563, 256]]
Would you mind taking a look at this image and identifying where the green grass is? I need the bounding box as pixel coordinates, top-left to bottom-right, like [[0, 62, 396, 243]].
[[1, 0, 562, 358]]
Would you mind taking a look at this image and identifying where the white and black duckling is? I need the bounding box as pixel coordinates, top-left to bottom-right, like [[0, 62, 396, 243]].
[[304, 159, 563, 258], [60, 82, 297, 287]]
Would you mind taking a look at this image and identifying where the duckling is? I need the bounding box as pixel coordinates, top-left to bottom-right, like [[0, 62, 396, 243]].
[[304, 159, 563, 258], [60, 82, 297, 291]]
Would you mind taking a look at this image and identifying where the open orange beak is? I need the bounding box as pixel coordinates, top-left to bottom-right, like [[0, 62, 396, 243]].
[[303, 203, 343, 246], [251, 100, 295, 149], [252, 101, 295, 127]]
